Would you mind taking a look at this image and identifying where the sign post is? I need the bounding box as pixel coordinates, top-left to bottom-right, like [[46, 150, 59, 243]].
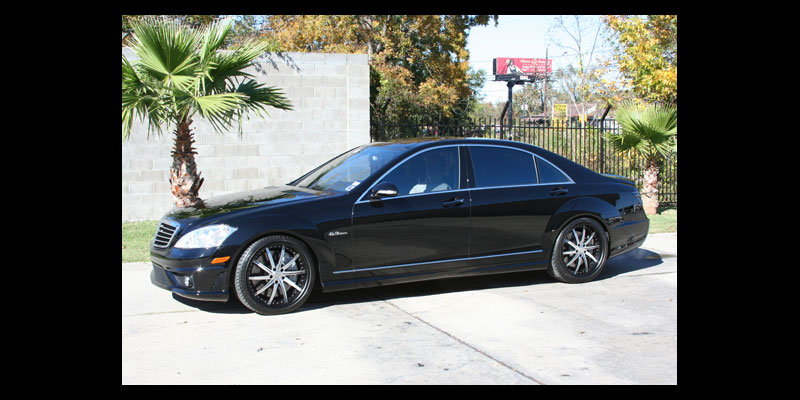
[[493, 57, 551, 138]]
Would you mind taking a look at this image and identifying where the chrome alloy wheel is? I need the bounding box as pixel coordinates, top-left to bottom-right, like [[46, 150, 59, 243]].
[[561, 224, 602, 276], [247, 244, 308, 306], [234, 235, 315, 315], [549, 218, 608, 284]]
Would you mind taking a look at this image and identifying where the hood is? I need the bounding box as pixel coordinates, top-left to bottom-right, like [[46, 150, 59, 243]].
[[162, 185, 340, 223]]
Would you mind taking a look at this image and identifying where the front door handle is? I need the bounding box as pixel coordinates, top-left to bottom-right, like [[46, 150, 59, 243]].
[[442, 198, 465, 207], [550, 187, 569, 196]]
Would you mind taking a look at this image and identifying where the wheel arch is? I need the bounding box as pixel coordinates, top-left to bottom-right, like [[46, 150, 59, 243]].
[[227, 228, 326, 293], [543, 196, 619, 257]]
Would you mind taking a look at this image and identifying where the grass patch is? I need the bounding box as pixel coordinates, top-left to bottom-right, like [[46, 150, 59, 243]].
[[648, 206, 677, 233], [122, 220, 159, 263]]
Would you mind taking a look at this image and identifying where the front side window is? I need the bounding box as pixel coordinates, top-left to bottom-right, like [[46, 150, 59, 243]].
[[379, 147, 460, 196], [469, 146, 538, 188]]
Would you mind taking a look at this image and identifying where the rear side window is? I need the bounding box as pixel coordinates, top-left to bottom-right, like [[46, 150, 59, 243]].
[[536, 156, 571, 183], [469, 146, 538, 188]]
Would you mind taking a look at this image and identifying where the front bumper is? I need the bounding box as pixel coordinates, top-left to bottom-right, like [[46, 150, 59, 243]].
[[150, 251, 232, 302]]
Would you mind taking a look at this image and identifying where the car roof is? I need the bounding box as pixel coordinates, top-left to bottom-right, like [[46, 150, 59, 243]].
[[367, 138, 537, 150], [365, 138, 602, 183], [363, 138, 555, 161]]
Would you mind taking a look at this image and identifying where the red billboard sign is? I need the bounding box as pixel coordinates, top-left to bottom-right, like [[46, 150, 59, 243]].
[[493, 57, 552, 75]]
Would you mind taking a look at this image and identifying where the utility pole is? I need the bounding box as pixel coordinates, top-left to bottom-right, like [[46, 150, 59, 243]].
[[507, 81, 514, 131], [543, 47, 548, 115]]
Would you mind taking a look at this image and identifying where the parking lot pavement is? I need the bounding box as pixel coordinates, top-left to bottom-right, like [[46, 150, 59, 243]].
[[122, 233, 676, 385]]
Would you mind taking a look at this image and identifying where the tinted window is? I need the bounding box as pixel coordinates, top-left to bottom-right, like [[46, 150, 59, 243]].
[[536, 156, 570, 183], [469, 146, 537, 188], [380, 147, 459, 196], [295, 145, 405, 192]]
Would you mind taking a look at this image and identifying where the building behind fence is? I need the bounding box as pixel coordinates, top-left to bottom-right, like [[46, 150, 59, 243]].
[[371, 118, 677, 206]]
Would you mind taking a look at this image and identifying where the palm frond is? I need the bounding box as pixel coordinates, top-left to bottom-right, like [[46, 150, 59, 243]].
[[226, 79, 293, 135], [612, 100, 644, 133], [192, 92, 248, 131], [207, 39, 273, 85], [604, 130, 642, 151], [196, 17, 235, 94], [122, 55, 170, 139], [235, 79, 293, 113], [645, 104, 678, 135], [129, 16, 202, 90], [123, 16, 294, 138], [199, 17, 235, 65], [606, 100, 677, 159], [193, 92, 248, 115]]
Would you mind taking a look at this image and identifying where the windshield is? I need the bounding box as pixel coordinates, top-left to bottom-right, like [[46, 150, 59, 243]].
[[293, 145, 407, 192]]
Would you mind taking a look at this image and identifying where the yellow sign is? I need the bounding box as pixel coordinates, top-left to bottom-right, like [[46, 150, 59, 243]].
[[553, 104, 567, 122]]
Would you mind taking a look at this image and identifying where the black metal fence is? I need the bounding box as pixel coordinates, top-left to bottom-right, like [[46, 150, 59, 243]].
[[371, 118, 677, 206]]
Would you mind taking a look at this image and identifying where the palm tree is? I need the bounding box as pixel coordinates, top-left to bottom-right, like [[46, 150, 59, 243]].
[[122, 16, 292, 207], [604, 101, 676, 215]]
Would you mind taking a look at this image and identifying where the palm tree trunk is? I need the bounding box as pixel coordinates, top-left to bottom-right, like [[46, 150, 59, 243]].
[[641, 157, 660, 215], [169, 117, 204, 208]]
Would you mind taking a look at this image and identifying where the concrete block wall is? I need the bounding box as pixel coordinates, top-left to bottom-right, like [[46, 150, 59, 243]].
[[122, 49, 371, 221]]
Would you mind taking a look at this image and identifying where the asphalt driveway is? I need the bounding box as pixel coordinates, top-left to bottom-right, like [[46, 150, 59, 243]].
[[122, 233, 677, 385]]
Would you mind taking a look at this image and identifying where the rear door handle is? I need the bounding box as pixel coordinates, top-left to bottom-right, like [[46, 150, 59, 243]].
[[442, 198, 465, 207], [550, 187, 569, 196]]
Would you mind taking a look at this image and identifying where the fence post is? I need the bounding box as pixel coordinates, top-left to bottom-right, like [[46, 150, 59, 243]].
[[599, 124, 604, 174], [599, 103, 612, 174]]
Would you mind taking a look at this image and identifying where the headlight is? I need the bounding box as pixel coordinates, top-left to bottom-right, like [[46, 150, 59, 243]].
[[174, 224, 237, 249]]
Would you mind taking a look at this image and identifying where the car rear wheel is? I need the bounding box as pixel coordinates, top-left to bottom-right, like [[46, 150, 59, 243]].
[[548, 218, 608, 283], [234, 235, 316, 315]]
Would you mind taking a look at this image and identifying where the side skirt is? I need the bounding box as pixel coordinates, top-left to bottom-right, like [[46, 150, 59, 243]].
[[319, 258, 549, 293]]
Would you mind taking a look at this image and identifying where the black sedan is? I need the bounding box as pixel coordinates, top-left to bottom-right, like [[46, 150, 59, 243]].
[[150, 138, 648, 315]]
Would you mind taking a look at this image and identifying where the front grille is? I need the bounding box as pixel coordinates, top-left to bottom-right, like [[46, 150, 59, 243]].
[[153, 221, 179, 248], [210, 272, 226, 291], [151, 263, 172, 286]]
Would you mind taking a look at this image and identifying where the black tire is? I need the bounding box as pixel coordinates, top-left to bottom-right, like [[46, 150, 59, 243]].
[[234, 235, 316, 315], [548, 218, 609, 284]]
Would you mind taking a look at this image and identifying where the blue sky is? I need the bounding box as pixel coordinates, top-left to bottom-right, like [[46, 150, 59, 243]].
[[466, 15, 612, 104]]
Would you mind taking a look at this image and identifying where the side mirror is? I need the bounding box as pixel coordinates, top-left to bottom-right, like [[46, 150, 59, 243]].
[[370, 182, 399, 200]]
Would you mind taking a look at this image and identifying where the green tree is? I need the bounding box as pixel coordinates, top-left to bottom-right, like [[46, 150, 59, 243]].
[[122, 16, 292, 207], [603, 15, 677, 105], [263, 15, 497, 133], [604, 101, 677, 215], [547, 16, 613, 127], [469, 100, 504, 121], [458, 66, 488, 120], [510, 83, 540, 120]]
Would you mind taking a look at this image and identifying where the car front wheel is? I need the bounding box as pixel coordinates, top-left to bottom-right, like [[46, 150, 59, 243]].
[[548, 218, 608, 283], [234, 235, 316, 315]]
